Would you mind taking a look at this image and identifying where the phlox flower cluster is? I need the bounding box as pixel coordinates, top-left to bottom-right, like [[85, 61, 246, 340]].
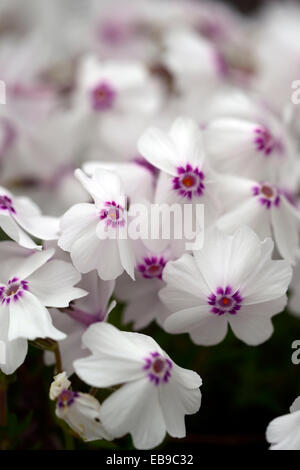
[[1, 0, 300, 450]]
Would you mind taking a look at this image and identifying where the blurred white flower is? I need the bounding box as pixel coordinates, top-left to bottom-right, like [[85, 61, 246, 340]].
[[0, 185, 59, 249]]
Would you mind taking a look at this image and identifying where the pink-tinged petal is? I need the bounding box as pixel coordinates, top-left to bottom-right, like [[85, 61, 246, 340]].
[[138, 127, 178, 175], [74, 273, 115, 315], [218, 197, 272, 241], [99, 378, 166, 450], [57, 393, 112, 442], [13, 248, 55, 280], [8, 291, 66, 341], [27, 260, 87, 307]]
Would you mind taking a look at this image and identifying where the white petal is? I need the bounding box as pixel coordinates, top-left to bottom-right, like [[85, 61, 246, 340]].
[[189, 315, 228, 346], [228, 303, 279, 346], [194, 226, 262, 292], [271, 197, 300, 264], [169, 117, 205, 168], [70, 224, 101, 274], [8, 291, 66, 341], [13, 248, 55, 280], [99, 378, 166, 450], [138, 127, 178, 175], [58, 203, 99, 252], [161, 253, 210, 303], [95, 238, 123, 281], [117, 237, 135, 280], [28, 260, 87, 307], [0, 338, 28, 375], [266, 411, 300, 450], [242, 258, 292, 305], [14, 196, 59, 240], [0, 213, 39, 249], [164, 305, 211, 334], [74, 353, 145, 388], [159, 382, 201, 438], [218, 197, 272, 241]]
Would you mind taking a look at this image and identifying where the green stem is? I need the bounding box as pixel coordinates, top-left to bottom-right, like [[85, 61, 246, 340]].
[[30, 338, 63, 374], [54, 343, 63, 374], [89, 387, 98, 397]]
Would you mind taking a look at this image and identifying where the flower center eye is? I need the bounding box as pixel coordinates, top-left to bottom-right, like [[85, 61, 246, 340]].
[[152, 358, 165, 374], [148, 265, 161, 275], [99, 201, 125, 228], [137, 256, 167, 280], [208, 286, 242, 316], [261, 185, 273, 198], [5, 284, 19, 296], [91, 82, 116, 111], [181, 175, 196, 188], [173, 164, 205, 199], [108, 208, 120, 220], [0, 195, 16, 214], [143, 352, 173, 385], [0, 278, 29, 305], [57, 389, 79, 409], [221, 296, 231, 306]]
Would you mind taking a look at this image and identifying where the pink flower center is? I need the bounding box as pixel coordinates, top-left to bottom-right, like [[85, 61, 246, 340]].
[[143, 352, 172, 386], [137, 256, 166, 280], [57, 389, 79, 409], [100, 201, 125, 228], [0, 278, 29, 304], [252, 183, 280, 209], [0, 195, 16, 214], [90, 82, 116, 111], [172, 164, 205, 200], [208, 286, 242, 315], [254, 127, 283, 156]]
